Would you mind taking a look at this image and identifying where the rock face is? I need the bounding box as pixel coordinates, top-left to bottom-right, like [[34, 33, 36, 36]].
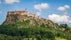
[[5, 10, 28, 24], [5, 10, 41, 24], [4, 10, 57, 28]]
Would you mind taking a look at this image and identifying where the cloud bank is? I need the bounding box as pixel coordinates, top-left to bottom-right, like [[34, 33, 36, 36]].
[[34, 3, 49, 10], [48, 14, 71, 23], [5, 0, 20, 4], [34, 3, 49, 16], [57, 5, 70, 11]]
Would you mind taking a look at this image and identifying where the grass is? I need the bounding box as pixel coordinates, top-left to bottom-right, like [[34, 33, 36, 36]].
[[55, 37, 67, 40]]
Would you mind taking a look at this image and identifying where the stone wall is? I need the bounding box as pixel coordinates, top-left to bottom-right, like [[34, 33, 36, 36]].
[[5, 10, 28, 24], [5, 10, 42, 24]]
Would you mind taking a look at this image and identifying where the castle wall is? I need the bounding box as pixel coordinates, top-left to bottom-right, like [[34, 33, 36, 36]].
[[15, 10, 27, 15], [5, 10, 41, 24], [5, 10, 28, 24]]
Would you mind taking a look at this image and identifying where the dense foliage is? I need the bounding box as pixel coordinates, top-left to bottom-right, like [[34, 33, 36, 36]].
[[0, 20, 71, 40]]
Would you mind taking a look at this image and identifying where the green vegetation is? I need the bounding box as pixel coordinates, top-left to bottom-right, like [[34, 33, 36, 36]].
[[0, 20, 71, 40]]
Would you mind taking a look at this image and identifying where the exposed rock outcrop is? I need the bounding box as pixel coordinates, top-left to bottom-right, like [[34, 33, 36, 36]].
[[4, 10, 58, 29]]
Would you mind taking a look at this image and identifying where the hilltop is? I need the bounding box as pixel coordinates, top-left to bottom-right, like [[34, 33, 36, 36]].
[[5, 10, 40, 24], [4, 10, 57, 29], [0, 10, 71, 40]]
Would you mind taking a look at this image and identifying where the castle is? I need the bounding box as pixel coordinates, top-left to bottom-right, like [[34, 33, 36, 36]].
[[5, 10, 41, 24], [4, 10, 56, 29]]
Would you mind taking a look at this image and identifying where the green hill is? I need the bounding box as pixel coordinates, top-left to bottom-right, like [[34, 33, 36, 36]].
[[0, 19, 71, 40], [0, 10, 71, 40]]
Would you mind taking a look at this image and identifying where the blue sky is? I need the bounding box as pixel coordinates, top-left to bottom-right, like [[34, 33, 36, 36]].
[[0, 0, 71, 26]]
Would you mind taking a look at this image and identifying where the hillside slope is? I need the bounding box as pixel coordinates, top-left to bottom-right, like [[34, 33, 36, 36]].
[[0, 10, 71, 40]]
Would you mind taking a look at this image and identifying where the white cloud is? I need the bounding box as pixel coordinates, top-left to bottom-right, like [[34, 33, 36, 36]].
[[34, 3, 49, 16], [36, 9, 42, 16], [5, 0, 20, 4], [57, 7, 66, 11], [34, 3, 49, 10], [64, 5, 70, 9], [48, 14, 71, 23], [36, 11, 41, 16], [57, 5, 70, 11]]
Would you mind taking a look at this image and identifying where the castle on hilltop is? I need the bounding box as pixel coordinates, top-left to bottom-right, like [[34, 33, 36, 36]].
[[4, 10, 56, 28], [5, 10, 41, 24]]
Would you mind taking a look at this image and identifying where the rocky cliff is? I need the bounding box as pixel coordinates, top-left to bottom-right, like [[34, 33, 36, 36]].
[[5, 10, 28, 24], [4, 10, 60, 29], [1, 10, 71, 40]]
